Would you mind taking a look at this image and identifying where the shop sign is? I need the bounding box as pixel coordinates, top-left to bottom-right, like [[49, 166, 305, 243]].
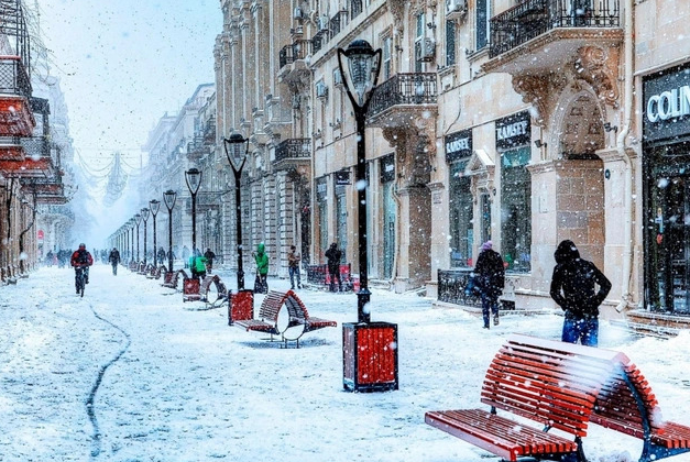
[[335, 170, 351, 186], [496, 111, 531, 149], [445, 129, 472, 163], [643, 64, 690, 143]]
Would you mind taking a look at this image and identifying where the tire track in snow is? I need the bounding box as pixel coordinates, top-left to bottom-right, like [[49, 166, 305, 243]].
[[85, 301, 131, 459]]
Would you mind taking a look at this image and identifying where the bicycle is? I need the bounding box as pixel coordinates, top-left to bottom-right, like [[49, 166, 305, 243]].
[[75, 265, 87, 297]]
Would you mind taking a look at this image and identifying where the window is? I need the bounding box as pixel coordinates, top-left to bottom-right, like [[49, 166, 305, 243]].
[[351, 0, 363, 19], [414, 12, 426, 72], [449, 162, 473, 267], [501, 147, 531, 273], [476, 0, 490, 50], [382, 36, 392, 80], [446, 20, 456, 66]]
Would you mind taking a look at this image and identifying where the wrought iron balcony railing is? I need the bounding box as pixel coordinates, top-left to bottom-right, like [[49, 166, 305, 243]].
[[490, 0, 621, 58], [368, 73, 438, 118], [311, 30, 329, 54], [330, 10, 348, 37], [274, 138, 310, 164], [19, 136, 51, 159], [0, 56, 31, 98], [279, 40, 312, 69]]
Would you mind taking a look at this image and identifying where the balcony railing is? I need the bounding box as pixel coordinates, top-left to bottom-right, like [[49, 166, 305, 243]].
[[274, 138, 310, 164], [490, 0, 621, 58], [369, 73, 438, 118], [279, 40, 312, 69], [20, 136, 51, 159], [203, 116, 216, 144], [0, 56, 31, 98], [312, 30, 329, 54], [330, 10, 348, 37]]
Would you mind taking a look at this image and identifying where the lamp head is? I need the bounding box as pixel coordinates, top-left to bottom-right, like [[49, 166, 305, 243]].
[[338, 39, 382, 106], [149, 199, 161, 216], [223, 132, 249, 172], [141, 207, 150, 221], [134, 213, 142, 225], [185, 168, 202, 195], [163, 189, 177, 210]]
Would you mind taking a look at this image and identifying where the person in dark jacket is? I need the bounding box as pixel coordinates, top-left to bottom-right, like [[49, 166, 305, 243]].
[[108, 247, 121, 275], [204, 248, 216, 274], [474, 240, 505, 329], [325, 242, 342, 292], [550, 239, 611, 347]]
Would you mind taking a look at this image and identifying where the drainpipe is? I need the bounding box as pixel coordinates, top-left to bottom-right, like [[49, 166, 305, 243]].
[[615, 0, 634, 312]]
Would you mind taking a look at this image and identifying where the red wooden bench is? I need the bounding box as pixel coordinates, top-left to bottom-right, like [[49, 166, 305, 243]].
[[282, 289, 337, 347], [233, 291, 286, 342], [146, 264, 164, 280], [161, 269, 183, 289], [426, 334, 690, 462], [200, 275, 228, 308]]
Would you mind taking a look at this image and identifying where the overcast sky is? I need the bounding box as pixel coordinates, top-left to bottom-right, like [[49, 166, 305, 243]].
[[37, 0, 221, 168]]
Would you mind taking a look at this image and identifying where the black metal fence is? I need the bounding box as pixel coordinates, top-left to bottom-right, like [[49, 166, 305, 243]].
[[279, 39, 312, 68], [274, 138, 310, 163], [368, 73, 437, 119], [490, 0, 621, 58], [0, 57, 31, 97], [437, 269, 483, 308]]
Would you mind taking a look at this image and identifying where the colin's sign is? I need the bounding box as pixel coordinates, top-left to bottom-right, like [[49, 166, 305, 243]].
[[643, 65, 690, 143]]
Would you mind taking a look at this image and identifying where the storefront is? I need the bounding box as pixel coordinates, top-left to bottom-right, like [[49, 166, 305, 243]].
[[643, 63, 690, 313], [380, 154, 396, 279], [446, 129, 474, 268]]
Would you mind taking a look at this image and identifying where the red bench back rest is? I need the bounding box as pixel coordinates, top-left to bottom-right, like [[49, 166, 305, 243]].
[[258, 291, 286, 322], [484, 335, 629, 437], [283, 290, 310, 321]]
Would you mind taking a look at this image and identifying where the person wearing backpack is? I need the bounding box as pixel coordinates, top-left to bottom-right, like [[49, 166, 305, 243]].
[[550, 240, 611, 347], [474, 240, 505, 329], [188, 249, 208, 280], [70, 243, 94, 292]]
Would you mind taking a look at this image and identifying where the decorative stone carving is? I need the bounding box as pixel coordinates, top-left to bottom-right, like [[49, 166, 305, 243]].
[[574, 46, 620, 108], [512, 73, 567, 128], [386, 0, 406, 33]]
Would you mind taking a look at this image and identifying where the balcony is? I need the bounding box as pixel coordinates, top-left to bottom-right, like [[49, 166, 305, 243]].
[[186, 137, 210, 161], [0, 56, 34, 136], [23, 177, 69, 205], [329, 10, 348, 38], [482, 0, 622, 75], [0, 135, 55, 178], [367, 73, 438, 129], [272, 138, 310, 173], [203, 116, 216, 144], [278, 40, 312, 85]]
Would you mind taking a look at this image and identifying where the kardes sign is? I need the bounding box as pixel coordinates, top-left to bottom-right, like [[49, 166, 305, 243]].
[[644, 65, 690, 143]]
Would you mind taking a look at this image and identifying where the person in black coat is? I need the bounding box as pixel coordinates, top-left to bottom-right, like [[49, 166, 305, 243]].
[[108, 248, 121, 275], [474, 240, 505, 329], [550, 240, 611, 347], [325, 242, 342, 292]]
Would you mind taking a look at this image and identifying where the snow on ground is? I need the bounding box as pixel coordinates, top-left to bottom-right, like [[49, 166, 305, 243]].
[[1, 264, 690, 462]]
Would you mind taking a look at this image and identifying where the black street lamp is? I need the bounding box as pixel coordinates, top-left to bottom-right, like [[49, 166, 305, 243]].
[[150, 199, 160, 266], [163, 189, 177, 273], [337, 39, 382, 324], [339, 39, 398, 393], [185, 168, 202, 253], [134, 213, 142, 262], [141, 207, 150, 265], [223, 132, 249, 290], [129, 218, 136, 263]]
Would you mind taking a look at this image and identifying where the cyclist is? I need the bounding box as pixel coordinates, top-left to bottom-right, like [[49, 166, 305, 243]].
[[71, 243, 94, 293]]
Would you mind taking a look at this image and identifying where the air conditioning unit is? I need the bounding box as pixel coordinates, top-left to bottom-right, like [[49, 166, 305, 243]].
[[316, 81, 329, 99], [419, 38, 436, 63], [293, 7, 304, 20], [446, 0, 468, 21], [318, 14, 329, 31], [333, 68, 343, 87]]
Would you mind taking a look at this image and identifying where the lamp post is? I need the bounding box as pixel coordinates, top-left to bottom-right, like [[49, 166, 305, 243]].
[[141, 208, 150, 265], [337, 39, 382, 324], [223, 132, 249, 290], [164, 189, 177, 273], [129, 218, 135, 263], [185, 168, 202, 253], [339, 39, 398, 393], [134, 213, 142, 262], [150, 199, 160, 266]]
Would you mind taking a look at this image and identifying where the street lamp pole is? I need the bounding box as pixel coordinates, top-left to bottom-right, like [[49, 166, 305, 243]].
[[150, 199, 160, 266], [134, 213, 142, 262], [129, 218, 135, 263], [337, 39, 382, 324], [164, 190, 177, 273], [141, 208, 150, 265], [185, 168, 202, 253], [223, 132, 249, 290]]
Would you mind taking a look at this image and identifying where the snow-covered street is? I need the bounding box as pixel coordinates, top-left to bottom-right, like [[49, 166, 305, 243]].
[[2, 264, 690, 462]]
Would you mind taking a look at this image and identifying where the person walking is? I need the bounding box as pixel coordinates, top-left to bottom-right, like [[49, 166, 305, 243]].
[[182, 246, 190, 268], [204, 248, 216, 274], [325, 242, 342, 292], [550, 239, 611, 347], [252, 243, 269, 294], [288, 245, 301, 290], [188, 249, 208, 280], [474, 240, 505, 329], [108, 247, 121, 275]]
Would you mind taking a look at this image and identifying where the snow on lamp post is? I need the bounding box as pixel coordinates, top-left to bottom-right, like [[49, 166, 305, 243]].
[[149, 199, 160, 266], [223, 132, 249, 291], [185, 168, 202, 254], [163, 190, 177, 273], [141, 207, 150, 265], [338, 39, 398, 393]]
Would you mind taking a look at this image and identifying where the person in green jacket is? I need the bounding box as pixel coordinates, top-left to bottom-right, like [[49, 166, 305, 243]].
[[252, 242, 269, 293], [188, 248, 208, 280]]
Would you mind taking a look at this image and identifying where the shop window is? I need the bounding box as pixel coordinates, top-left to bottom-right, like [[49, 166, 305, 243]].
[[501, 147, 531, 273], [476, 0, 490, 50], [449, 161, 473, 267]]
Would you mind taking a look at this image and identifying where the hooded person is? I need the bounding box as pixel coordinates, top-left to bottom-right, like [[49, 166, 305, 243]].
[[473, 240, 505, 329], [252, 243, 269, 293], [550, 240, 611, 346]]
